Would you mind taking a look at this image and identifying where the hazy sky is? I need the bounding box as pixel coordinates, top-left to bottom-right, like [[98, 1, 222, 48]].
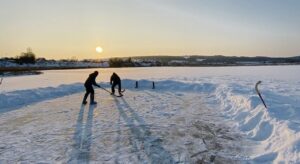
[[1, 0, 300, 59]]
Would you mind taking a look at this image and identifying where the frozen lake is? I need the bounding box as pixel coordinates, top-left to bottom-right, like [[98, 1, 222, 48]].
[[1, 65, 300, 92], [1, 65, 300, 163]]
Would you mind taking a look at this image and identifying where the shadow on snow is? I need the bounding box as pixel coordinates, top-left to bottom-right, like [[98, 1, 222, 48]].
[[69, 104, 95, 163], [114, 97, 175, 163]]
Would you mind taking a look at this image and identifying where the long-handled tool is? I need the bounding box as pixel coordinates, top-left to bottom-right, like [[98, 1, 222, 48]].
[[99, 86, 124, 97], [255, 81, 267, 109]]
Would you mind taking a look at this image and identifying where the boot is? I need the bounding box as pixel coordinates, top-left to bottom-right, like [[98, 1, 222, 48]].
[[82, 93, 88, 105], [90, 101, 97, 105], [90, 93, 97, 105]]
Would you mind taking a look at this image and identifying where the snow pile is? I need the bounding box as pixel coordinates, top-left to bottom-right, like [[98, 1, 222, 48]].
[[207, 81, 300, 163], [0, 83, 83, 113]]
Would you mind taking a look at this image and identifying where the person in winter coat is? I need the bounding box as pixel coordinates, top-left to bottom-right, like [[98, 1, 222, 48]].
[[110, 72, 123, 96], [82, 71, 100, 105]]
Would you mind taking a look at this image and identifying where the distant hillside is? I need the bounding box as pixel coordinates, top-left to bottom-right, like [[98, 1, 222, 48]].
[[123, 55, 300, 67]]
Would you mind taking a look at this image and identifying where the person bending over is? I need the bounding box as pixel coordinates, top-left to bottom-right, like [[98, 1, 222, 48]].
[[110, 72, 123, 96], [82, 71, 100, 105]]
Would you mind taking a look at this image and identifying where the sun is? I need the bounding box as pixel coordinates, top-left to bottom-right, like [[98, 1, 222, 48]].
[[96, 46, 103, 53]]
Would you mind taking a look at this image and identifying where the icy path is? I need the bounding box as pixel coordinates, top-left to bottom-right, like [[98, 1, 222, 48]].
[[0, 90, 249, 163]]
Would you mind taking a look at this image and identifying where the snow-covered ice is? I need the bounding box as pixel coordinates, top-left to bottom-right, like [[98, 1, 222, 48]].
[[0, 66, 300, 163], [0, 90, 247, 163]]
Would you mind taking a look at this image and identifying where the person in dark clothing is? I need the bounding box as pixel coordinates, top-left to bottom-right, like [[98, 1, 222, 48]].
[[82, 71, 101, 105], [110, 72, 122, 96]]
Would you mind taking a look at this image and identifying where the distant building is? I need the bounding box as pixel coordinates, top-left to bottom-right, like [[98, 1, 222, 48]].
[[196, 59, 206, 62], [168, 60, 187, 66]]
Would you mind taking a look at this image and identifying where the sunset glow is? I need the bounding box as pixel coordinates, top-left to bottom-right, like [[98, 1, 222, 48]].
[[0, 0, 300, 59]]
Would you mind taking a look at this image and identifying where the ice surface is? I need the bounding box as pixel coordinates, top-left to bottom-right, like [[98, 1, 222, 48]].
[[0, 65, 300, 163], [0, 90, 247, 163]]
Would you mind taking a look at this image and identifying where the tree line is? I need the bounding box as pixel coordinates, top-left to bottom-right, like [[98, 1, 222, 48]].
[[17, 48, 36, 64], [108, 57, 135, 67], [1, 48, 36, 64]]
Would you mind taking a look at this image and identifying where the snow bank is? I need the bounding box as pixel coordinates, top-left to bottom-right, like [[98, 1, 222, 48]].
[[0, 83, 83, 113], [122, 79, 216, 93], [206, 81, 300, 163]]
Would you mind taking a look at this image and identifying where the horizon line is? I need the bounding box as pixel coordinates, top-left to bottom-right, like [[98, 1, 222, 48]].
[[1, 54, 300, 61]]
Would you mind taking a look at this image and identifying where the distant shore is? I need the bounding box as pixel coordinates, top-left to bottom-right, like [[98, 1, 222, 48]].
[[0, 66, 101, 77]]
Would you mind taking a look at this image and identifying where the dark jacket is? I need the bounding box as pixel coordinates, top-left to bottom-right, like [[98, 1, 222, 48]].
[[110, 73, 121, 84], [85, 72, 100, 87]]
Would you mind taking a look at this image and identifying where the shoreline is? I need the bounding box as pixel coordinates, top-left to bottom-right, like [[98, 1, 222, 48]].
[[1, 63, 299, 72]]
